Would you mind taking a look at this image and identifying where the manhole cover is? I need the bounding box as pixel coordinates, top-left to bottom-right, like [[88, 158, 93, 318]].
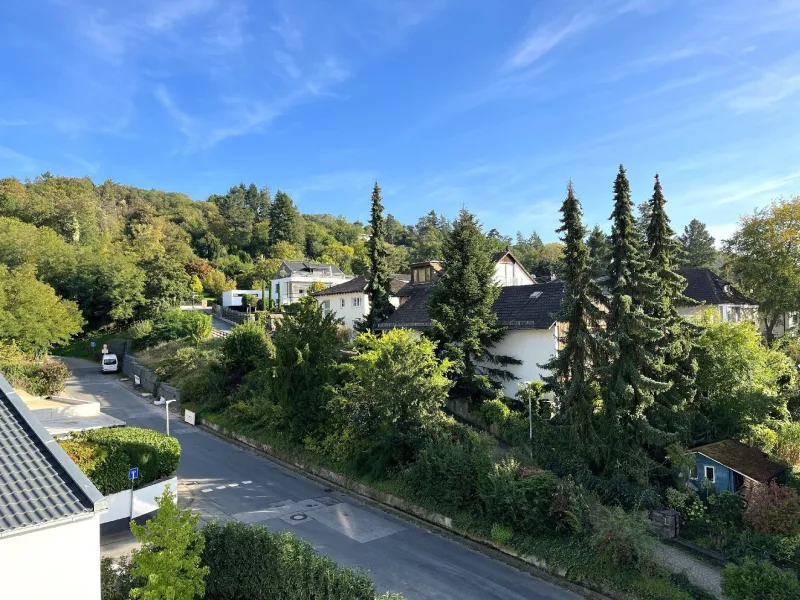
[[290, 513, 308, 521]]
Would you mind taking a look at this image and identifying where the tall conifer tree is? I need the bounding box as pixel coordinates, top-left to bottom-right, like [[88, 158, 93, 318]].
[[602, 165, 668, 469], [542, 183, 606, 442], [359, 182, 394, 331], [428, 208, 518, 400], [643, 175, 697, 439]]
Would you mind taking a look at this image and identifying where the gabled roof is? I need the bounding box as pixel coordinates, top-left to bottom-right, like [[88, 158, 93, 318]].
[[280, 261, 345, 276], [0, 374, 105, 537], [376, 280, 564, 331], [692, 439, 785, 483], [678, 267, 756, 307], [491, 250, 536, 283], [312, 274, 409, 297]]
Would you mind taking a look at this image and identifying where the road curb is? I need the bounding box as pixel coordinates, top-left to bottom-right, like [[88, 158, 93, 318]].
[[197, 419, 620, 600]]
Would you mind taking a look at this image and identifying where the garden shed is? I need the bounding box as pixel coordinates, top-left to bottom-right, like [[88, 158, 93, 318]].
[[691, 439, 786, 494]]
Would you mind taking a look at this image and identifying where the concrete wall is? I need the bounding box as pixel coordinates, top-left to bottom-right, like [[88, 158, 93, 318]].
[[101, 477, 178, 535], [120, 350, 181, 402], [0, 514, 101, 600], [222, 290, 263, 307], [486, 328, 557, 398]]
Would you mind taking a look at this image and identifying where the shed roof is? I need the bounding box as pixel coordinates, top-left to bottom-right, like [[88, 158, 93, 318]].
[[692, 439, 786, 483], [376, 279, 564, 331], [0, 374, 104, 536], [678, 267, 756, 307], [312, 274, 409, 297]]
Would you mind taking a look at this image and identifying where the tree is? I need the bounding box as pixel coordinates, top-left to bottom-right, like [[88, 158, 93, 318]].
[[409, 211, 450, 262], [251, 257, 282, 310], [680, 219, 717, 268], [331, 329, 452, 469], [141, 257, 192, 314], [601, 165, 668, 471], [272, 297, 344, 441], [359, 182, 395, 332], [182, 311, 212, 345], [268, 191, 305, 250], [427, 208, 518, 399], [586, 225, 611, 279], [190, 275, 203, 296], [541, 183, 606, 443], [724, 198, 800, 342], [130, 486, 208, 600], [0, 264, 84, 354], [643, 175, 697, 441], [269, 240, 304, 261], [200, 268, 234, 297]]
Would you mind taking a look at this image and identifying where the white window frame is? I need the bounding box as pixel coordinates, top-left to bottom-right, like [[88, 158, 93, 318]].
[[689, 466, 697, 480], [352, 297, 362, 308], [704, 465, 715, 483], [340, 298, 346, 309]]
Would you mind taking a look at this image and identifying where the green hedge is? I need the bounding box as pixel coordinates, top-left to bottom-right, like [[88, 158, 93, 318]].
[[0, 359, 70, 396], [59, 427, 181, 495], [721, 559, 800, 600], [201, 521, 398, 600]]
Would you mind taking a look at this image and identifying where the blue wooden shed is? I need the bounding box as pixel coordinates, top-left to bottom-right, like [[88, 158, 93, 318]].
[[691, 439, 786, 494]]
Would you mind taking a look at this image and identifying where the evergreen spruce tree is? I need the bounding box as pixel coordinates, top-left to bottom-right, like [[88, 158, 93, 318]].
[[268, 190, 305, 251], [358, 182, 394, 331], [541, 183, 606, 443], [586, 224, 612, 279], [428, 208, 519, 400], [644, 175, 697, 440], [602, 165, 668, 472], [680, 219, 717, 267]]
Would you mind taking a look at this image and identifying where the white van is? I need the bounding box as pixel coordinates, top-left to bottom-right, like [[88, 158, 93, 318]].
[[101, 353, 119, 373]]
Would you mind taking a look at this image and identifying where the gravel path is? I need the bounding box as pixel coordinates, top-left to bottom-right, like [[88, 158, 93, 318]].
[[653, 542, 723, 598]]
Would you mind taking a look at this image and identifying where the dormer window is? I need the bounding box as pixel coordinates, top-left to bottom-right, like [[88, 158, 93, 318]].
[[412, 266, 433, 284]]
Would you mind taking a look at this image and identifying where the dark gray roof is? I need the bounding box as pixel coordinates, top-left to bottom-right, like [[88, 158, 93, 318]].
[[0, 374, 104, 536], [280, 261, 345, 276], [376, 280, 564, 331], [692, 439, 785, 483], [678, 267, 756, 307], [312, 274, 409, 297]]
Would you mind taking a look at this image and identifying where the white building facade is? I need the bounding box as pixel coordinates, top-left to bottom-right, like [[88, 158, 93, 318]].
[[272, 261, 351, 307], [314, 275, 409, 329]]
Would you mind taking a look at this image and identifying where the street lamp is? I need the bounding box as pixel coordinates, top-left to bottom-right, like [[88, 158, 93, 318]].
[[154, 397, 177, 436]]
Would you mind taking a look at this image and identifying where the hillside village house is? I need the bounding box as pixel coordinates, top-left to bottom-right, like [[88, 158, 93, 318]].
[[691, 439, 786, 494], [375, 255, 562, 399], [677, 267, 759, 324], [313, 274, 409, 329], [221, 261, 351, 308], [0, 373, 106, 600]]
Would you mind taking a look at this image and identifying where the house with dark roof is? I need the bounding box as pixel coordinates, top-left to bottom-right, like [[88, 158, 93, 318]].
[[221, 260, 352, 308], [691, 439, 786, 494], [377, 264, 565, 397], [0, 372, 106, 599], [491, 251, 536, 287], [677, 267, 759, 324], [312, 274, 410, 329]]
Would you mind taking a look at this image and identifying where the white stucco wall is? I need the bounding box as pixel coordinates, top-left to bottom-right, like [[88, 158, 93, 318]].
[[494, 261, 535, 287], [487, 328, 557, 398], [318, 293, 401, 329], [222, 289, 263, 307], [0, 514, 101, 600]]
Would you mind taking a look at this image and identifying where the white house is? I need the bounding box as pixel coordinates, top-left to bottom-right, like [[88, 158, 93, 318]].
[[0, 374, 107, 600], [677, 267, 759, 324], [492, 251, 536, 287], [313, 274, 409, 329], [375, 260, 565, 399], [221, 289, 264, 308], [271, 261, 351, 307]]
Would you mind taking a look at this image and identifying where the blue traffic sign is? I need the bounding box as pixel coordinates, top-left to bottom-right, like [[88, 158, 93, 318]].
[[128, 467, 139, 481], [90, 341, 96, 348]]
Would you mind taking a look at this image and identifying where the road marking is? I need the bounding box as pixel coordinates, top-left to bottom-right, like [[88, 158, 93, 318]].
[[201, 489, 212, 493], [228, 483, 238, 487], [216, 485, 227, 490], [242, 480, 252, 484]]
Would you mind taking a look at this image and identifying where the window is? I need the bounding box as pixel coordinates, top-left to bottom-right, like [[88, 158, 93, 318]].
[[340, 298, 346, 308], [689, 466, 697, 480], [352, 297, 362, 308], [412, 266, 432, 283], [704, 466, 715, 482]]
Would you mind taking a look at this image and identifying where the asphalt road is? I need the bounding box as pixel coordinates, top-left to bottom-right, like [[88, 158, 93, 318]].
[[61, 357, 581, 600]]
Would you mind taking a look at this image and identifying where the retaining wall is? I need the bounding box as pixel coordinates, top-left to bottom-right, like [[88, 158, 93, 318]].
[[100, 476, 178, 535], [117, 341, 181, 403]]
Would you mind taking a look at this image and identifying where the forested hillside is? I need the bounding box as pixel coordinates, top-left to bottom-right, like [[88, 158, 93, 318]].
[[0, 173, 563, 334]]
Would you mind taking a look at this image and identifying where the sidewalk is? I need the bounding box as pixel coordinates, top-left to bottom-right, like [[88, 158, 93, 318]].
[[653, 541, 723, 598]]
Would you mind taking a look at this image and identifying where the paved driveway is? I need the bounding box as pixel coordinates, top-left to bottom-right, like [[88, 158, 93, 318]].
[[61, 357, 581, 600]]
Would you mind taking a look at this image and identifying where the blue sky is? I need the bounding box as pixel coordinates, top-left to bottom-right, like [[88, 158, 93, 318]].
[[1, 1, 799, 243]]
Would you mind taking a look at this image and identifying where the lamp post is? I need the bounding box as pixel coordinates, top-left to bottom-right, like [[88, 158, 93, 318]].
[[154, 397, 177, 436]]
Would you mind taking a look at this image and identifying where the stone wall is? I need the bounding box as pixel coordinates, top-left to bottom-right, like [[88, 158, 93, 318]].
[[116, 340, 181, 403]]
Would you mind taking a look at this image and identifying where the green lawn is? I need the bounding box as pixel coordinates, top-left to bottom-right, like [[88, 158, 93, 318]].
[[53, 330, 131, 361]]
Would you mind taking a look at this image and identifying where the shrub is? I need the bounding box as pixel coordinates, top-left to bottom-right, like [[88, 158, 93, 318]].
[[481, 399, 510, 426], [590, 506, 653, 569], [0, 358, 71, 396], [490, 523, 513, 545], [743, 482, 800, 535], [517, 471, 560, 535], [404, 424, 494, 512], [101, 555, 141, 600], [222, 321, 273, 377], [155, 345, 203, 380], [59, 427, 180, 494], [201, 521, 393, 600], [668, 573, 717, 600], [181, 311, 212, 345], [549, 475, 596, 535], [129, 320, 153, 342], [721, 559, 800, 600]]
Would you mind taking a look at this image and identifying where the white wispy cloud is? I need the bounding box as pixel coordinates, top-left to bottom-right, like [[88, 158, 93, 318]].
[[0, 146, 38, 172], [0, 119, 30, 127], [725, 68, 800, 112], [147, 0, 217, 31]]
